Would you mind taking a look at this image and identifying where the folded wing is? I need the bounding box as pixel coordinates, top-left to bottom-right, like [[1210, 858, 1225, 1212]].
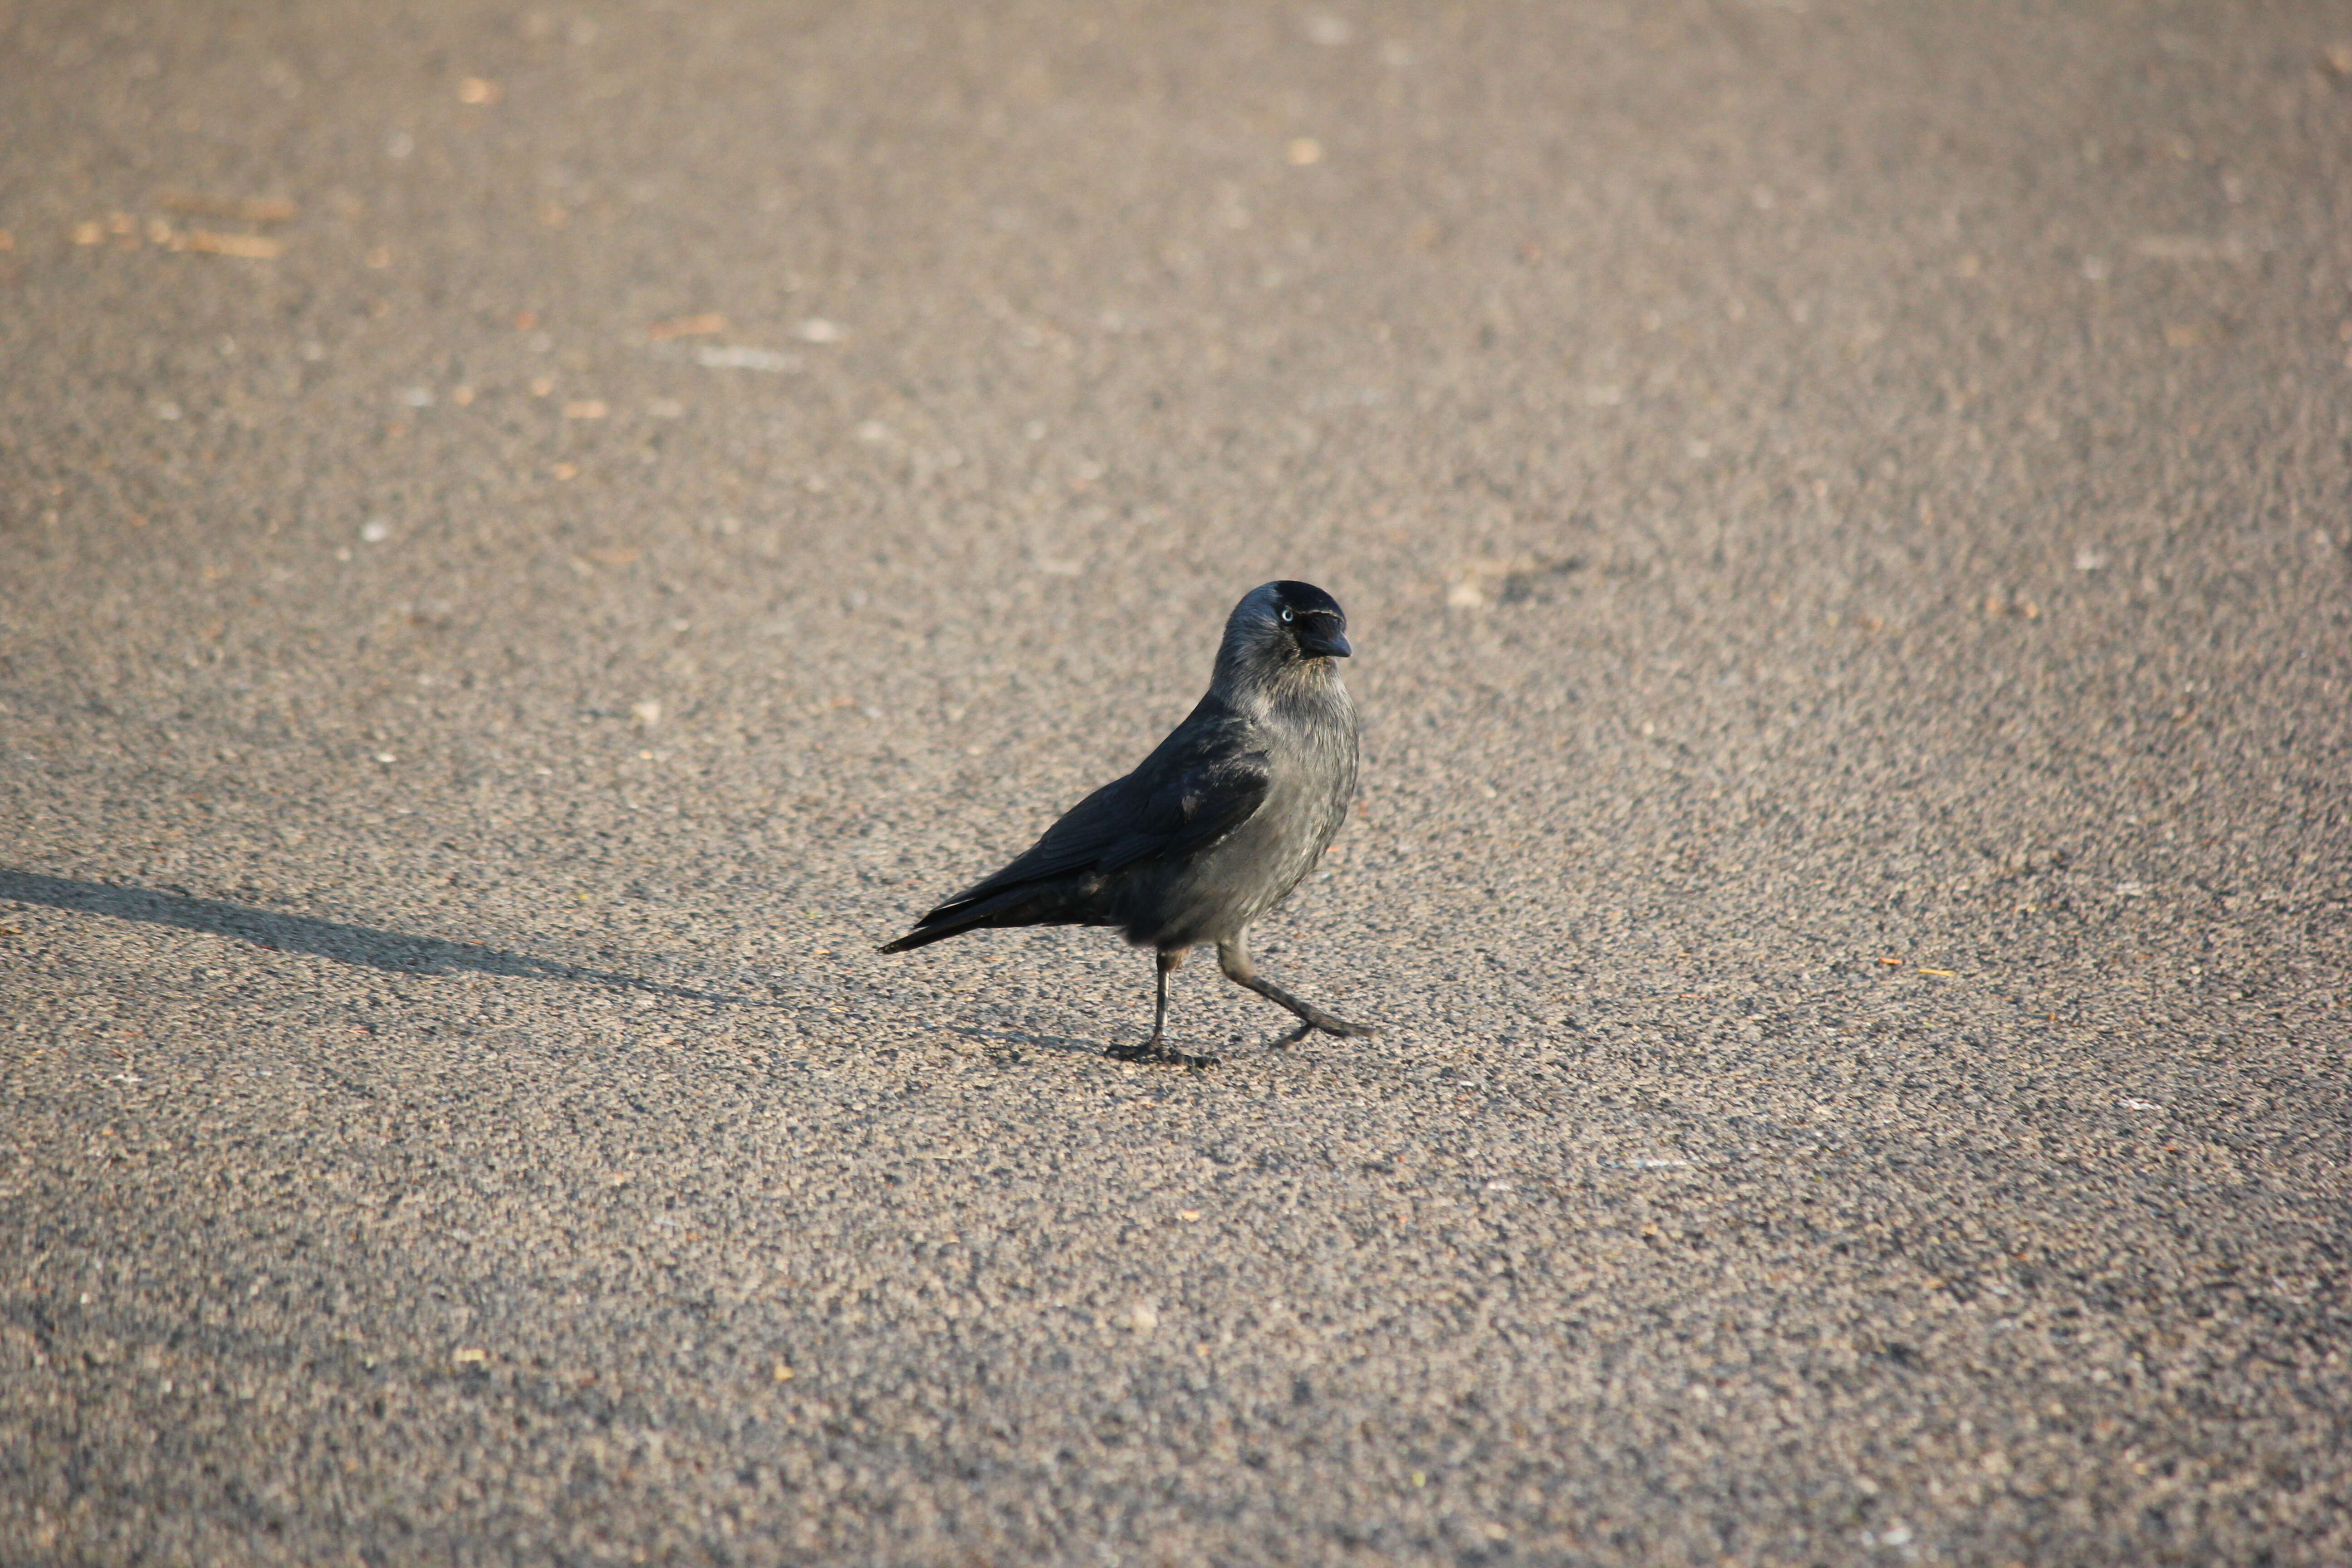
[[882, 714, 1269, 951]]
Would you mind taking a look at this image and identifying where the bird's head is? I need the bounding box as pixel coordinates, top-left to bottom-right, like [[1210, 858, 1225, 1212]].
[[1216, 580, 1352, 687]]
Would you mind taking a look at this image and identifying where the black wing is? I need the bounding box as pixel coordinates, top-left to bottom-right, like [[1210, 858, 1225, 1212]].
[[882, 701, 1269, 949], [985, 745, 1270, 888]]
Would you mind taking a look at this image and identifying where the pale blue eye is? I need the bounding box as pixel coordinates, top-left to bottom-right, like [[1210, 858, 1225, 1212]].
[[1280, 607, 1294, 622]]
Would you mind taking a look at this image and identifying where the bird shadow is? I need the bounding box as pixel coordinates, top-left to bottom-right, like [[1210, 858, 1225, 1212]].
[[940, 1023, 1113, 1061], [0, 869, 758, 1006], [941, 1020, 1297, 1067]]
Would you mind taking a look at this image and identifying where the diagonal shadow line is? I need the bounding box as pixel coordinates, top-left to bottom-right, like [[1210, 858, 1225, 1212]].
[[939, 1023, 1110, 1061], [0, 870, 763, 1005], [940, 1022, 1291, 1064]]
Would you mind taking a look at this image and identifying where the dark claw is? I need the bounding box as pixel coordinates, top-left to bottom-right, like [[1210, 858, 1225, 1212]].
[[1268, 1011, 1373, 1046]]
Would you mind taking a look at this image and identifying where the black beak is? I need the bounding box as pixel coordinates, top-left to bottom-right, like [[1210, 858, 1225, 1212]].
[[1298, 625, 1352, 659]]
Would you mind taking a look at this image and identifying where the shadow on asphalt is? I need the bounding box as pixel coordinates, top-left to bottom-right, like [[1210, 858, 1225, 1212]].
[[0, 869, 757, 1005], [941, 1022, 1306, 1067], [942, 1023, 1114, 1061]]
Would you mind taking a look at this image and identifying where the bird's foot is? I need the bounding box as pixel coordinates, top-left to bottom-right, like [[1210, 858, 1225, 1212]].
[[1268, 1009, 1375, 1049], [1106, 1038, 1218, 1068], [1293, 1005, 1375, 1039]]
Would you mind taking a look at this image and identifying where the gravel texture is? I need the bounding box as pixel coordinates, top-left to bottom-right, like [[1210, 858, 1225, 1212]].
[[4, 2, 2350, 1564]]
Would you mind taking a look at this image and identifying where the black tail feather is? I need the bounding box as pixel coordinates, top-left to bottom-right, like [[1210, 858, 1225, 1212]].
[[878, 885, 1054, 954], [877, 919, 970, 955]]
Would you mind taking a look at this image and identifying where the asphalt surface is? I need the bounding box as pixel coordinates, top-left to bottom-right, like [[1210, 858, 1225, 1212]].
[[4, 2, 2350, 1564]]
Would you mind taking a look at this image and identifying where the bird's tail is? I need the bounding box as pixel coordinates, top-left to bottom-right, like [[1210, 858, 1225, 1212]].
[[877, 885, 1045, 954], [877, 919, 970, 955]]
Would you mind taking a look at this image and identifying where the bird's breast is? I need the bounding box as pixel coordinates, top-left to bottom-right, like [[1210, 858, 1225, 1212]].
[[1159, 697, 1355, 936]]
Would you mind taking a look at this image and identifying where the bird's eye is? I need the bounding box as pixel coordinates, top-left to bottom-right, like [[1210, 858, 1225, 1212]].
[[1280, 607, 1294, 623]]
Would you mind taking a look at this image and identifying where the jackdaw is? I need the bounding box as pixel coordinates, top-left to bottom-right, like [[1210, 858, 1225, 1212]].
[[882, 580, 1370, 1067]]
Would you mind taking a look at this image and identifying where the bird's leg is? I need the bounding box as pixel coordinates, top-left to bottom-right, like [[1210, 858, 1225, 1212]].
[[1217, 936, 1374, 1042], [1107, 950, 1217, 1068], [1153, 950, 1171, 1042]]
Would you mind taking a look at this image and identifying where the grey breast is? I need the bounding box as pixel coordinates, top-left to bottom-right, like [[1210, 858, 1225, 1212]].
[[1173, 680, 1357, 941]]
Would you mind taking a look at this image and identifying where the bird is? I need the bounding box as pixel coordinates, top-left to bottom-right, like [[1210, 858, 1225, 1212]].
[[881, 580, 1371, 1067]]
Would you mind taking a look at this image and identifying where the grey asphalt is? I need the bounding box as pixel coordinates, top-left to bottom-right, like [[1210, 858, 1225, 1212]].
[[3, 2, 2349, 1564]]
